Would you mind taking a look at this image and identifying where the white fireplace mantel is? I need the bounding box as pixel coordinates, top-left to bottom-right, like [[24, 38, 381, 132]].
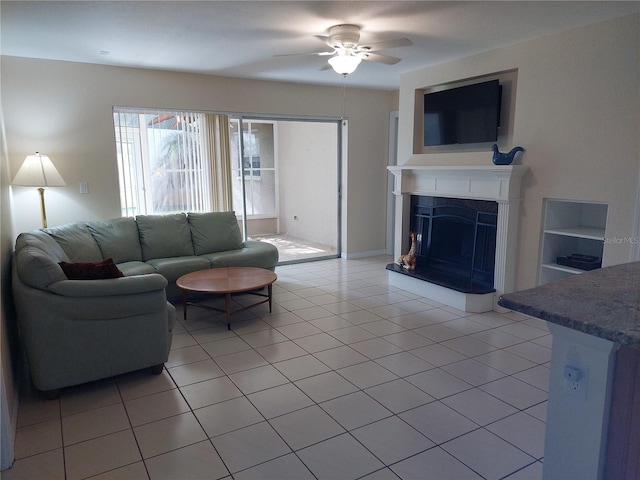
[[387, 164, 529, 312], [387, 165, 529, 202]]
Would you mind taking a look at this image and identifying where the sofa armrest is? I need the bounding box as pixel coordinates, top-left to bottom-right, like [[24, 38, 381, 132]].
[[48, 274, 168, 297], [12, 263, 173, 392]]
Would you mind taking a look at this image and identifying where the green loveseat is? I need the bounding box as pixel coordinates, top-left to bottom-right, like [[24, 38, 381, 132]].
[[12, 211, 278, 395]]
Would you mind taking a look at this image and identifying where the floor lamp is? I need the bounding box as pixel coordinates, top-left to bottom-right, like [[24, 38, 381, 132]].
[[12, 152, 66, 228]]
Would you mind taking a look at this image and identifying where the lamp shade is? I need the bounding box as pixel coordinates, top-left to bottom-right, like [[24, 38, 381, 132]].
[[12, 152, 66, 187], [328, 54, 362, 75]]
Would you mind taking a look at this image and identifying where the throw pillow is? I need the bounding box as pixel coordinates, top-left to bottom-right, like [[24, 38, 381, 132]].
[[59, 258, 124, 280]]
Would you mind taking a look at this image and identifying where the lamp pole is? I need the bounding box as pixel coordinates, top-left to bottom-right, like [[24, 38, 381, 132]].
[[37, 187, 48, 228]]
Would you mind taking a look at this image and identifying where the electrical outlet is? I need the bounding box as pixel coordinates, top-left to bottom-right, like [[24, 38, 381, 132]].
[[79, 182, 89, 194], [563, 363, 588, 399]]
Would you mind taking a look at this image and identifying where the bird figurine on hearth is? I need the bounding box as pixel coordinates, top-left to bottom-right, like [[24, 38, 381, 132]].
[[492, 144, 524, 165]]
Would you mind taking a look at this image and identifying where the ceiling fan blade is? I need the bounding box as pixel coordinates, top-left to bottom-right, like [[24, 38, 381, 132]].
[[274, 50, 334, 58], [360, 37, 412, 52], [361, 52, 402, 65]]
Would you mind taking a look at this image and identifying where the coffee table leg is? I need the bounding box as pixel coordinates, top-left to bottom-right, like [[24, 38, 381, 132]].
[[182, 290, 188, 320], [268, 284, 273, 313], [225, 293, 232, 330]]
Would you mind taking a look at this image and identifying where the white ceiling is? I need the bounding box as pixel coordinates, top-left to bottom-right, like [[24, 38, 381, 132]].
[[2, 1, 638, 90]]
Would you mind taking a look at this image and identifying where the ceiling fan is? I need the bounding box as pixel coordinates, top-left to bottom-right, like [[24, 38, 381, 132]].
[[276, 24, 412, 75]]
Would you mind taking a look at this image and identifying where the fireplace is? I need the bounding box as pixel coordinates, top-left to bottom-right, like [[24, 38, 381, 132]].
[[387, 165, 528, 312], [389, 196, 498, 294]]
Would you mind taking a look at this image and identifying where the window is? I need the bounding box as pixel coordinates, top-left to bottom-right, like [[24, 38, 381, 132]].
[[230, 119, 276, 217], [241, 132, 260, 178], [113, 109, 211, 216], [114, 109, 277, 220]]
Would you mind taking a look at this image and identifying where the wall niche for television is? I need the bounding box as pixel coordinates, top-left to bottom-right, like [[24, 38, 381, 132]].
[[413, 69, 518, 155]]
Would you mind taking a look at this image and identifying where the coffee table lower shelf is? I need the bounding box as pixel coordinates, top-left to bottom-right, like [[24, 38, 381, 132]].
[[176, 267, 277, 330]]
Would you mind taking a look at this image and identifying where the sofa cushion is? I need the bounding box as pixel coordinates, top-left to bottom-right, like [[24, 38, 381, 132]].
[[146, 256, 211, 283], [204, 240, 279, 270], [116, 261, 157, 277], [14, 232, 68, 289], [136, 213, 194, 261], [59, 258, 124, 280], [87, 217, 143, 263], [44, 222, 103, 262], [16, 230, 68, 262], [188, 211, 243, 255]]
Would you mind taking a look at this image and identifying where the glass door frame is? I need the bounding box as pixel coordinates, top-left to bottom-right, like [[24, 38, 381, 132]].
[[232, 113, 343, 263]]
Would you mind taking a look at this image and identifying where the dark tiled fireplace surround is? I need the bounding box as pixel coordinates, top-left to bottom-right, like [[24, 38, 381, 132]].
[[387, 195, 498, 295]]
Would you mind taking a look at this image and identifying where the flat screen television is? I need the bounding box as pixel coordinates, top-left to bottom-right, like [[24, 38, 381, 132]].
[[423, 79, 502, 146]]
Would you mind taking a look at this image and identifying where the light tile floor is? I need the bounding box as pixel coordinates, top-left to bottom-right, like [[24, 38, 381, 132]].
[[5, 256, 549, 480], [250, 234, 336, 263]]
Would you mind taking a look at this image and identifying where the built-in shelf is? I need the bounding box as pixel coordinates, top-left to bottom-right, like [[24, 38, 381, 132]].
[[543, 226, 606, 240], [538, 199, 608, 285], [541, 263, 588, 275]]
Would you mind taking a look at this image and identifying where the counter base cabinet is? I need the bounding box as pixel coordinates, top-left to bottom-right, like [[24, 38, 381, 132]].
[[543, 323, 617, 480], [604, 346, 640, 480], [539, 199, 608, 285]]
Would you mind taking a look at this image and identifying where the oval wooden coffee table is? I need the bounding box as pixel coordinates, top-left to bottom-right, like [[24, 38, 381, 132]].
[[176, 267, 277, 330]]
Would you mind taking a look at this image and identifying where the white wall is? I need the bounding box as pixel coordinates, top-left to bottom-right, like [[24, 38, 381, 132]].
[[2, 56, 394, 256], [1, 119, 19, 470], [278, 121, 338, 246], [398, 13, 640, 290]]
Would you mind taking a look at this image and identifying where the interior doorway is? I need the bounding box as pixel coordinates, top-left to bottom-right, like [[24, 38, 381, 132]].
[[230, 117, 341, 264]]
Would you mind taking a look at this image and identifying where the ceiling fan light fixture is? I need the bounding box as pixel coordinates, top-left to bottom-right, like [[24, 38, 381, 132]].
[[328, 53, 362, 75]]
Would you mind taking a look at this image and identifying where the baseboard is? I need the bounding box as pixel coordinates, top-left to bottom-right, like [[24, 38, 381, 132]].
[[341, 249, 388, 260]]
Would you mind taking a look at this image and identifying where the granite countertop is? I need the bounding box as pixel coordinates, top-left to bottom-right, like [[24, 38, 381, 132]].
[[498, 261, 640, 349]]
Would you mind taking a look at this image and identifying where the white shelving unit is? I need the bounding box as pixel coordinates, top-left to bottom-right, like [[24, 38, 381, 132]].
[[538, 199, 608, 285]]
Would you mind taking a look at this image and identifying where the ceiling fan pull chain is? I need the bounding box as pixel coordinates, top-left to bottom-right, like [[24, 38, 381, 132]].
[[341, 78, 347, 125]]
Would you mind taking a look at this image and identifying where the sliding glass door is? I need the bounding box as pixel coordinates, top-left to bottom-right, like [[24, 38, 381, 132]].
[[230, 117, 340, 263]]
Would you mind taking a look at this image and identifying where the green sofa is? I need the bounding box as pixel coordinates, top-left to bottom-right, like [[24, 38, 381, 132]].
[[12, 211, 278, 395]]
